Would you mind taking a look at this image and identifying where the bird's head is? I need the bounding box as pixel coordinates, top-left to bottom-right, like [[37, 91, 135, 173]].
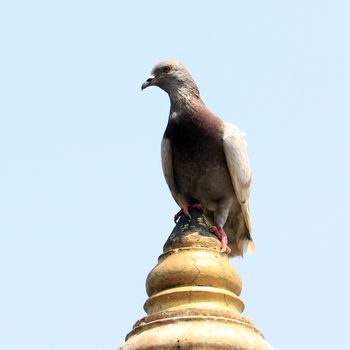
[[141, 60, 200, 99]]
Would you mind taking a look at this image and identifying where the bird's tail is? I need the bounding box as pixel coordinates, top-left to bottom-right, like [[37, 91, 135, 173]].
[[225, 211, 255, 258]]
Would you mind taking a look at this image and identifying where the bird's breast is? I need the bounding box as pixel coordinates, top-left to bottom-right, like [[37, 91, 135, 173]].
[[165, 116, 234, 207]]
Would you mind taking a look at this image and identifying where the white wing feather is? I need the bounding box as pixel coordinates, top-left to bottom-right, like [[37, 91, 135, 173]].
[[161, 137, 185, 207], [223, 122, 252, 233]]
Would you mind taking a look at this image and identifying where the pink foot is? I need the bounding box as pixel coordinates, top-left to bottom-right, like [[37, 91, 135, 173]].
[[209, 225, 231, 254], [174, 204, 203, 223]]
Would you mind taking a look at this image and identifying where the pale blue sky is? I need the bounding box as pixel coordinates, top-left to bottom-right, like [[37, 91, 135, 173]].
[[1, 1, 349, 349]]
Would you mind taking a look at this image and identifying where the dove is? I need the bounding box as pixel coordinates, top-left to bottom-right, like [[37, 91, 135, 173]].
[[141, 61, 255, 257]]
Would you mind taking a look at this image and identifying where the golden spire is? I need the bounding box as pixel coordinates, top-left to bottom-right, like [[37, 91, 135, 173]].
[[119, 208, 274, 349]]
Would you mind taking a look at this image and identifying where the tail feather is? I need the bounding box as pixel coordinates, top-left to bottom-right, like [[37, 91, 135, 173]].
[[225, 211, 255, 258]]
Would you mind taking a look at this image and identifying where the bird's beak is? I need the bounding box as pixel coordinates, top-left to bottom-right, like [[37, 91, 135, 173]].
[[141, 75, 155, 90]]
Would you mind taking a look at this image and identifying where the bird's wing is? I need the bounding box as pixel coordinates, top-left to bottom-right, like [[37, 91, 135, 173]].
[[161, 136, 185, 207], [222, 122, 253, 233]]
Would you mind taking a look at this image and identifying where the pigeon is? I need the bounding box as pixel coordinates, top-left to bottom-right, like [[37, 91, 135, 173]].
[[141, 61, 255, 257]]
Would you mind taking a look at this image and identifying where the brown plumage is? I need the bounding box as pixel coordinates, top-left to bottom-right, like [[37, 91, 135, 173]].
[[142, 60, 255, 257]]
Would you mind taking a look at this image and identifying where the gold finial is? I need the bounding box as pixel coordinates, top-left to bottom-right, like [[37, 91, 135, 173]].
[[119, 208, 274, 349]]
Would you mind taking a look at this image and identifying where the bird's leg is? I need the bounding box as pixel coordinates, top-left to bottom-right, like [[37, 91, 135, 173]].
[[209, 224, 231, 254], [174, 203, 203, 223], [174, 205, 190, 223]]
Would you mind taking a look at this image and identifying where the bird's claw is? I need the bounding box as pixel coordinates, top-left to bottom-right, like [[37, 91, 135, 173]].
[[174, 207, 191, 223], [174, 204, 203, 223], [209, 225, 231, 255]]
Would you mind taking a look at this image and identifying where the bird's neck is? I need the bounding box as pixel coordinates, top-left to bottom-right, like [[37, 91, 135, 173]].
[[168, 86, 204, 115]]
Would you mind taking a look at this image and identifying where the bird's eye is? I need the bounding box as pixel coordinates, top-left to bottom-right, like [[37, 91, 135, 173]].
[[162, 66, 171, 73]]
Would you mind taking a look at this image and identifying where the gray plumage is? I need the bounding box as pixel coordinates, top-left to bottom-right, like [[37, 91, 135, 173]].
[[142, 60, 255, 257]]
